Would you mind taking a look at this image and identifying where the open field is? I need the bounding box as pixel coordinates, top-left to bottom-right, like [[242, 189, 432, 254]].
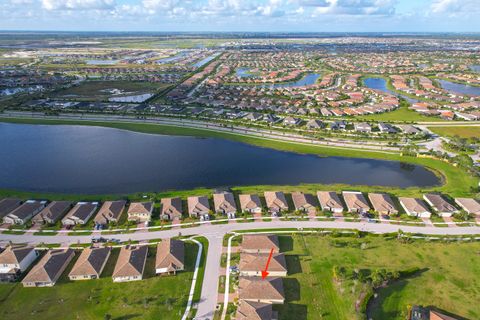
[[275, 234, 480, 320], [0, 242, 200, 320], [359, 105, 444, 122], [429, 126, 480, 139], [54, 81, 169, 101], [0, 117, 477, 200]]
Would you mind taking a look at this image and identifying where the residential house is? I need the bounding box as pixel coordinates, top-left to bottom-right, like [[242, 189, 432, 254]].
[[155, 239, 184, 275], [62, 202, 99, 226], [368, 193, 399, 216], [291, 192, 317, 215], [0, 246, 38, 282], [305, 119, 324, 130], [342, 191, 370, 214], [264, 191, 288, 216], [94, 200, 127, 226], [213, 192, 237, 219], [68, 247, 111, 280], [112, 245, 148, 282], [378, 122, 398, 134], [242, 234, 280, 254], [160, 198, 183, 221], [187, 196, 210, 220], [22, 249, 75, 287], [454, 198, 480, 216], [32, 201, 72, 225], [317, 191, 344, 214], [239, 194, 262, 214], [354, 122, 372, 133], [127, 202, 154, 222], [423, 194, 459, 217], [329, 120, 347, 130], [0, 198, 22, 219], [3, 200, 47, 225], [239, 253, 287, 277], [398, 197, 431, 218], [283, 116, 302, 126], [398, 125, 421, 135], [236, 300, 278, 320], [238, 277, 285, 304]]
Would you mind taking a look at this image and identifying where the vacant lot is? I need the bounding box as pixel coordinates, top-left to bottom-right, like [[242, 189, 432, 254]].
[[54, 81, 168, 101], [275, 234, 480, 320], [0, 242, 199, 320], [429, 126, 480, 140]]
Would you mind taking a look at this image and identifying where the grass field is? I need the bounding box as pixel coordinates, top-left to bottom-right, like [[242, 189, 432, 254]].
[[359, 105, 444, 122], [0, 242, 201, 320], [275, 234, 480, 320], [54, 81, 169, 101], [0, 117, 478, 199], [429, 126, 480, 139]]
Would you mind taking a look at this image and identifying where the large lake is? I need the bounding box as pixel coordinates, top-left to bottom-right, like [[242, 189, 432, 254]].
[[0, 123, 440, 194], [437, 79, 480, 96]]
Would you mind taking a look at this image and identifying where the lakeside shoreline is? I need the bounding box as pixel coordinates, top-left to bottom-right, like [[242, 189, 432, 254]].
[[0, 115, 477, 199]]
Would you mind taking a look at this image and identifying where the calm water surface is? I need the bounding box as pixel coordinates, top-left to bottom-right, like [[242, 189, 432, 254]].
[[438, 79, 480, 96], [0, 123, 440, 194], [363, 77, 419, 103]]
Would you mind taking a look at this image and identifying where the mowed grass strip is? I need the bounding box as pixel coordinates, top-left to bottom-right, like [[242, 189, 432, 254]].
[[429, 126, 480, 139], [274, 234, 480, 320], [0, 243, 200, 320]]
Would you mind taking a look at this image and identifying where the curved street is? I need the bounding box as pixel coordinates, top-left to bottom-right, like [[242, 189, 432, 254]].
[[1, 220, 479, 320]]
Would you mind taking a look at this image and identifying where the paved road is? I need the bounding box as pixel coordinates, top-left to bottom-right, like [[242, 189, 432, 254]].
[[2, 220, 479, 320]]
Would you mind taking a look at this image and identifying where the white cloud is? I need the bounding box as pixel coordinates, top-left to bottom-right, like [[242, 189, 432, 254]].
[[430, 0, 479, 14], [41, 0, 116, 11]]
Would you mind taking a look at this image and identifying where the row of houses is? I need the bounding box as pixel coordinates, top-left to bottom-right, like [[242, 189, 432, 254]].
[[1, 191, 478, 228], [0, 239, 185, 286], [236, 234, 286, 320]]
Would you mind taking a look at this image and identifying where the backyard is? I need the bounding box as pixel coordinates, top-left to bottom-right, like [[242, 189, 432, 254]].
[[273, 233, 480, 320], [0, 242, 201, 320]]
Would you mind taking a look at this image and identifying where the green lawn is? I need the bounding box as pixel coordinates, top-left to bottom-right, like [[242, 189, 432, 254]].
[[274, 234, 480, 320], [53, 80, 169, 101], [359, 105, 444, 122], [0, 242, 201, 320], [429, 126, 480, 140]]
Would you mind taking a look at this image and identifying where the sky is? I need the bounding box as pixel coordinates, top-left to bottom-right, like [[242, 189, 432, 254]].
[[0, 0, 479, 32]]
